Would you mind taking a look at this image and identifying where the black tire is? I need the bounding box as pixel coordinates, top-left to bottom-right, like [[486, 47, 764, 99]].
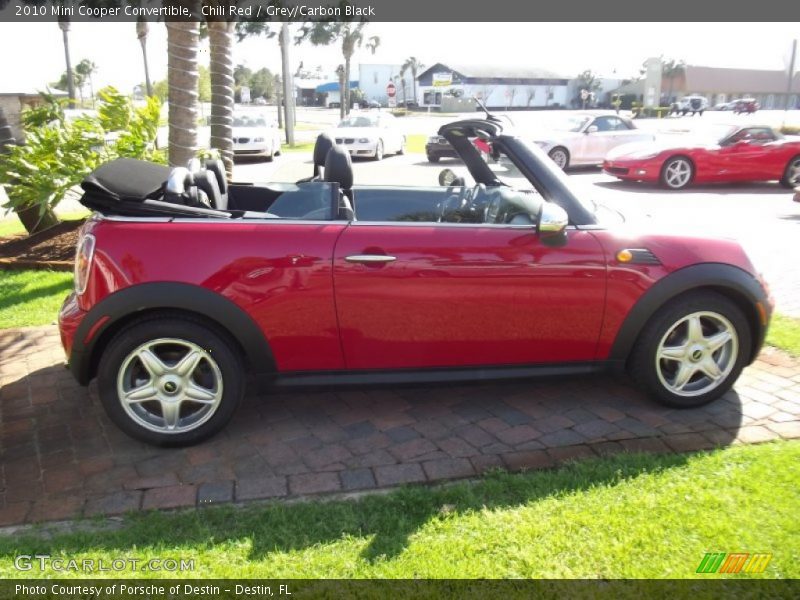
[[628, 291, 751, 408], [97, 316, 245, 446], [660, 156, 694, 190], [548, 147, 570, 170], [779, 155, 800, 188], [427, 154, 440, 163]]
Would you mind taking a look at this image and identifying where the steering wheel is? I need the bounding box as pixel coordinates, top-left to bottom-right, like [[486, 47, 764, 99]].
[[437, 184, 469, 222]]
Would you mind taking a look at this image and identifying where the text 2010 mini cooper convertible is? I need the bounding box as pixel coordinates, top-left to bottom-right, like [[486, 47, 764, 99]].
[[60, 119, 773, 445]]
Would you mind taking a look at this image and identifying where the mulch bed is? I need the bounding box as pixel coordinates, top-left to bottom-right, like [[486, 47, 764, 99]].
[[0, 219, 85, 271]]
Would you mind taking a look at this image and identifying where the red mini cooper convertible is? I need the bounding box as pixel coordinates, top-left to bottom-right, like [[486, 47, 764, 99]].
[[60, 119, 773, 445]]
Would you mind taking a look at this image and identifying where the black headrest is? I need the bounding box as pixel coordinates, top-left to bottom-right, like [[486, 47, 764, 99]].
[[324, 146, 353, 191], [204, 159, 228, 195], [314, 133, 335, 167]]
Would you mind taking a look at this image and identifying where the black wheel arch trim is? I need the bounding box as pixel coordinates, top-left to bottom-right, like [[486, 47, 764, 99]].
[[70, 282, 276, 385], [609, 263, 769, 366]]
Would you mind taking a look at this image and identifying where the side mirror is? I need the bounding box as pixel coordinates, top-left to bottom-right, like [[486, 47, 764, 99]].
[[586, 125, 599, 134], [538, 203, 569, 246]]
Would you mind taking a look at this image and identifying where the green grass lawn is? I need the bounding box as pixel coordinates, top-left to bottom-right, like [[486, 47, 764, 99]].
[[0, 210, 90, 238], [280, 141, 316, 153], [0, 441, 797, 578], [0, 270, 73, 328], [767, 313, 800, 356]]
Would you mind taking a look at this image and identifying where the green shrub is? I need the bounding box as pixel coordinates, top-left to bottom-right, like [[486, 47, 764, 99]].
[[0, 88, 164, 233]]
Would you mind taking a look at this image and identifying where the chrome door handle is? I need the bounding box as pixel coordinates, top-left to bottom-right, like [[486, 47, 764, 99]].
[[344, 255, 397, 264]]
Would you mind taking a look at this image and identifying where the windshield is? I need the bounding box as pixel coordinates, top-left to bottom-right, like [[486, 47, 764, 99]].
[[338, 116, 378, 128], [233, 116, 268, 128], [550, 115, 591, 132]]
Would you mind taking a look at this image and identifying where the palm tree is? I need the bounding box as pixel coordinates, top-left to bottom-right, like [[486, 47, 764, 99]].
[[236, 21, 295, 144], [166, 20, 200, 167], [296, 19, 380, 118], [206, 14, 236, 179], [136, 16, 153, 97], [75, 59, 98, 107], [400, 57, 423, 106], [57, 16, 76, 109]]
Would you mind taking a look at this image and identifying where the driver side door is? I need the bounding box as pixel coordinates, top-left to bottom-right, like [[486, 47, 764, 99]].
[[331, 211, 607, 370]]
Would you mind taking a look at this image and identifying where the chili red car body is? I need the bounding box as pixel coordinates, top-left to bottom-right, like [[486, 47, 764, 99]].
[[58, 119, 773, 444]]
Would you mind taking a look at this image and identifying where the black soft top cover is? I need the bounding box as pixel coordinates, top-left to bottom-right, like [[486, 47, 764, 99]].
[[81, 158, 170, 203]]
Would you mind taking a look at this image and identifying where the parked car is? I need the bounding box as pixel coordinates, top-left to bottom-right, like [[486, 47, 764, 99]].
[[712, 101, 734, 111], [603, 124, 800, 189], [532, 113, 655, 169], [60, 121, 772, 445], [359, 99, 382, 109], [328, 112, 405, 160], [731, 98, 759, 114], [426, 134, 459, 162], [673, 96, 709, 116], [232, 113, 282, 161]]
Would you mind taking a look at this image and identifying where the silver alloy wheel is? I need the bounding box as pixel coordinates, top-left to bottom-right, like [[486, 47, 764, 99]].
[[549, 148, 568, 169], [788, 158, 800, 186], [375, 140, 384, 160], [655, 311, 739, 397], [664, 158, 692, 189], [116, 338, 223, 434]]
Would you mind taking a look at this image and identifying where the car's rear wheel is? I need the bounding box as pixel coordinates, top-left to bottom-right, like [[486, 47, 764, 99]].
[[780, 155, 800, 188], [629, 292, 751, 408], [548, 147, 570, 170], [427, 154, 440, 163], [660, 156, 694, 189], [374, 140, 384, 161], [98, 317, 244, 446], [398, 137, 406, 155]]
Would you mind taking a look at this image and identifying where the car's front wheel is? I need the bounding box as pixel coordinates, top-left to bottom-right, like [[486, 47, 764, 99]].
[[427, 154, 440, 163], [374, 140, 384, 161], [548, 147, 570, 170], [660, 156, 694, 189], [98, 316, 244, 446], [629, 292, 751, 408]]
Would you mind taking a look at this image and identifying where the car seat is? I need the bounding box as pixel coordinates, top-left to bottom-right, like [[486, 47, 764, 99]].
[[323, 145, 355, 220], [297, 133, 335, 183]]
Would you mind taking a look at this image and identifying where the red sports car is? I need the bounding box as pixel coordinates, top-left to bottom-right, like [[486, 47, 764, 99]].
[[60, 121, 772, 445], [603, 124, 800, 190]]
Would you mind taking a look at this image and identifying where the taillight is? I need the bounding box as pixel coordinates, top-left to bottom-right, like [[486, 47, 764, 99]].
[[74, 233, 96, 295]]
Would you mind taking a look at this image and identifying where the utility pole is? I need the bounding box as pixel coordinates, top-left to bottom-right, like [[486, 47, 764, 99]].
[[281, 22, 295, 146]]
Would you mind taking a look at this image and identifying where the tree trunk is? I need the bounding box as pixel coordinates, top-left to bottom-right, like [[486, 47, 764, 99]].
[[337, 69, 345, 120], [15, 204, 59, 235], [166, 21, 199, 167], [344, 57, 352, 116], [208, 20, 235, 180], [140, 37, 153, 97], [412, 68, 417, 105], [59, 19, 76, 109]]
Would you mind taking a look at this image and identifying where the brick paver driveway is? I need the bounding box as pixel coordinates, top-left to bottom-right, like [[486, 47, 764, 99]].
[[1, 326, 799, 527]]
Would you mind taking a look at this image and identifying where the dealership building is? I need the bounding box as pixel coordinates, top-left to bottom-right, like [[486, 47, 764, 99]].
[[414, 63, 571, 109]]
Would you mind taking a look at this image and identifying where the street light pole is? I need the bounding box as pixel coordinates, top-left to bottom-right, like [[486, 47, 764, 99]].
[[786, 39, 797, 111]]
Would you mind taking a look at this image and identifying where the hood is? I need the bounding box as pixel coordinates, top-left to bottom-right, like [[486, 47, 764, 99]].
[[331, 127, 379, 139], [233, 127, 268, 139], [606, 137, 716, 159]]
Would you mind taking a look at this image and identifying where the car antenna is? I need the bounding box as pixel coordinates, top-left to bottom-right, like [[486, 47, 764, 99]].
[[472, 96, 514, 126]]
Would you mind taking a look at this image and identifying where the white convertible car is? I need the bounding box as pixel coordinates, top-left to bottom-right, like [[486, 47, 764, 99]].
[[533, 112, 655, 169]]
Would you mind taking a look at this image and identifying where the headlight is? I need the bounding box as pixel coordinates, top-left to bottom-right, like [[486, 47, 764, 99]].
[[253, 137, 265, 143], [358, 138, 371, 143], [627, 151, 660, 160]]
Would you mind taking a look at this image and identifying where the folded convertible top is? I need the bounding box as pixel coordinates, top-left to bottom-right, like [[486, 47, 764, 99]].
[[82, 157, 171, 203]]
